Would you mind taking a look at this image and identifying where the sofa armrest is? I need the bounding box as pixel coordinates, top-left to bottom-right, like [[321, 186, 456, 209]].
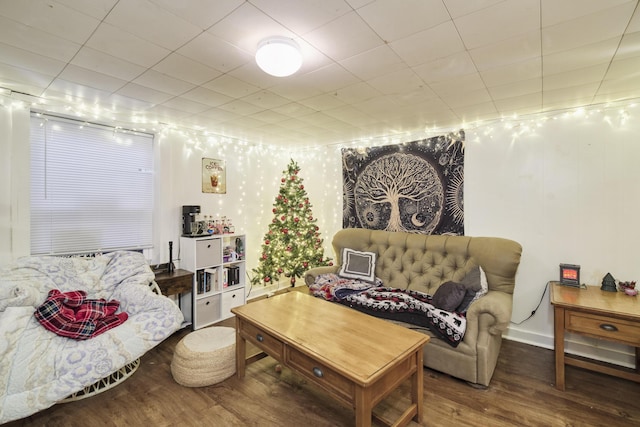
[[465, 290, 513, 335], [304, 266, 339, 286]]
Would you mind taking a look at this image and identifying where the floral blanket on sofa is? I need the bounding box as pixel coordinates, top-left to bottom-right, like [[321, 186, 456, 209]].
[[309, 273, 466, 347], [0, 251, 184, 424]]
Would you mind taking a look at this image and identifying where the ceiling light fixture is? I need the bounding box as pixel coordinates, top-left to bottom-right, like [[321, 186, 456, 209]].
[[255, 37, 303, 77]]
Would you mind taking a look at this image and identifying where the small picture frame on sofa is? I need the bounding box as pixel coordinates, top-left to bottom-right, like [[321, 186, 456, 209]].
[[559, 263, 580, 287]]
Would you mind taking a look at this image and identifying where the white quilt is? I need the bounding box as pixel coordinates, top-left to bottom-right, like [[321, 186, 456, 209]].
[[0, 251, 184, 424]]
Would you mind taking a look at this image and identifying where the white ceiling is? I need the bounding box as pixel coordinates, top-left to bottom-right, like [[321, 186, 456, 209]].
[[1, 0, 639, 147]]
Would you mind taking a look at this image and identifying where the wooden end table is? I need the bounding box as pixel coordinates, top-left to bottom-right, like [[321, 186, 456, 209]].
[[550, 281, 640, 390], [232, 292, 429, 427]]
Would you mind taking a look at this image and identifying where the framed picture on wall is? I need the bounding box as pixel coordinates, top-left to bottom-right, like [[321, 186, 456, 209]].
[[202, 158, 226, 194]]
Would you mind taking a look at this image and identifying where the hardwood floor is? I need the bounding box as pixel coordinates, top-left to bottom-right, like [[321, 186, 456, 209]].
[[6, 323, 640, 427]]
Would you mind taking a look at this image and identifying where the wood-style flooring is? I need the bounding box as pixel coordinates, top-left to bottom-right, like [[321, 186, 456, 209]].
[[5, 322, 640, 427]]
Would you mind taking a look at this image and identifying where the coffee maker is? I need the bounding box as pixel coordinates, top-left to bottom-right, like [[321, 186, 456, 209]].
[[182, 205, 201, 236]]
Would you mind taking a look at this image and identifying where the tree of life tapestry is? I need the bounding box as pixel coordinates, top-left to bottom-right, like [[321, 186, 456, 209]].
[[342, 131, 465, 236]]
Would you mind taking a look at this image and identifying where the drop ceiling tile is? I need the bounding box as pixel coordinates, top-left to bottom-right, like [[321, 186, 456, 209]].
[[181, 86, 234, 107], [133, 70, 195, 96], [249, 0, 352, 35], [148, 0, 244, 29], [628, 5, 640, 31], [352, 95, 402, 119], [339, 45, 405, 81], [266, 78, 324, 102], [160, 96, 211, 114], [0, 0, 100, 43], [616, 32, 640, 60], [487, 77, 541, 100], [103, 92, 156, 111], [249, 109, 291, 124], [274, 117, 312, 130], [454, 101, 499, 123], [85, 22, 170, 68], [205, 2, 292, 52], [413, 51, 478, 84], [429, 72, 486, 97], [47, 78, 114, 102], [323, 105, 378, 127], [189, 108, 240, 123], [217, 99, 263, 116], [390, 21, 465, 66], [303, 11, 384, 61], [203, 74, 262, 98], [71, 47, 146, 81], [145, 104, 192, 120], [334, 82, 383, 104], [493, 92, 542, 113], [603, 56, 640, 80], [367, 68, 427, 95], [58, 64, 127, 93], [153, 54, 222, 86], [595, 78, 640, 100], [541, 0, 634, 27], [0, 62, 55, 92], [479, 57, 541, 87], [441, 86, 492, 109], [542, 37, 620, 75], [387, 87, 439, 106], [544, 64, 609, 91], [177, 32, 253, 73], [469, 30, 540, 72], [0, 16, 81, 61], [270, 102, 317, 118], [542, 2, 636, 55], [116, 82, 174, 105], [105, 0, 202, 50], [242, 90, 293, 109], [356, 0, 450, 42], [51, 0, 117, 19], [542, 82, 600, 105], [0, 42, 66, 77], [298, 93, 346, 111], [441, 0, 505, 19], [454, 0, 539, 50], [301, 63, 361, 92]]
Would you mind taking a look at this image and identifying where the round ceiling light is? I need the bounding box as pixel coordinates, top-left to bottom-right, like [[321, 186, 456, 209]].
[[255, 37, 303, 77]]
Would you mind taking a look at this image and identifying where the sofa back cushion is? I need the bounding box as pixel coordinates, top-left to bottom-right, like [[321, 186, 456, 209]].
[[331, 229, 521, 295]]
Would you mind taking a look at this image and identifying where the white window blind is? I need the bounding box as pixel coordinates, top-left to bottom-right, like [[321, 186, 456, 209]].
[[30, 114, 154, 255]]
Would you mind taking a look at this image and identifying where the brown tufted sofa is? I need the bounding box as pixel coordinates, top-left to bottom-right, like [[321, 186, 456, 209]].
[[304, 228, 522, 387]]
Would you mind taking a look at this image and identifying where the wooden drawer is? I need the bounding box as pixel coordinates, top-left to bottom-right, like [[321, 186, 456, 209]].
[[240, 321, 283, 360], [286, 347, 354, 405], [565, 311, 640, 346]]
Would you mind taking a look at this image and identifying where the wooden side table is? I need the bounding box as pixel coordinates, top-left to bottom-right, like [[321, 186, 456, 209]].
[[550, 281, 640, 390], [154, 268, 193, 297]]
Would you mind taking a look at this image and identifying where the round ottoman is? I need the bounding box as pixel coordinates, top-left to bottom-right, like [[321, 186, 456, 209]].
[[171, 326, 236, 387]]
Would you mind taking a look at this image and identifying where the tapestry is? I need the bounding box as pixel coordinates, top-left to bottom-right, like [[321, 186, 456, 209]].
[[342, 131, 465, 235]]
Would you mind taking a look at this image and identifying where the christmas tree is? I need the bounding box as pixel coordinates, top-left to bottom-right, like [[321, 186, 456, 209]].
[[251, 159, 332, 287]]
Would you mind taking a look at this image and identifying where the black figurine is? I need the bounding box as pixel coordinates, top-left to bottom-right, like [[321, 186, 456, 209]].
[[601, 272, 617, 292]]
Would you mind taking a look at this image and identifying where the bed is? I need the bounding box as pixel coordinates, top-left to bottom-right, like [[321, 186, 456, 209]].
[[0, 251, 184, 424]]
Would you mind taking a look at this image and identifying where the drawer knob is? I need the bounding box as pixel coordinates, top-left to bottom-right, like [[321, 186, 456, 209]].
[[256, 334, 264, 342], [599, 323, 618, 332], [312, 367, 324, 378]]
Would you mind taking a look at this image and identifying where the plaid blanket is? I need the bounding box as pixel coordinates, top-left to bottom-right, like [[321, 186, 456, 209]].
[[34, 289, 128, 340]]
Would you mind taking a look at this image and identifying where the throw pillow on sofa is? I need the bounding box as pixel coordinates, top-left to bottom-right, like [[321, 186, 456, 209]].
[[456, 266, 483, 313], [338, 248, 377, 283], [431, 281, 467, 311]]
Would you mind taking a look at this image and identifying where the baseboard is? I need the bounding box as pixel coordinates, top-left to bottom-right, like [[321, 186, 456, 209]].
[[505, 325, 636, 369]]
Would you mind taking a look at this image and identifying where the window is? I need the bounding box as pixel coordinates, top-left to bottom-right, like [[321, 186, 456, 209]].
[[30, 113, 154, 255]]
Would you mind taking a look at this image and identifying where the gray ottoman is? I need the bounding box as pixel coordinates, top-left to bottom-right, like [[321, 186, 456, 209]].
[[171, 326, 236, 387]]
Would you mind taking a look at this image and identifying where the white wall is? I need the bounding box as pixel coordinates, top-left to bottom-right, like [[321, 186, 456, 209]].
[[3, 100, 639, 367]]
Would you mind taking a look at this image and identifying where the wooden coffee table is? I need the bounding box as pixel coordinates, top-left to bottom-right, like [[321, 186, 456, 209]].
[[231, 292, 429, 427]]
